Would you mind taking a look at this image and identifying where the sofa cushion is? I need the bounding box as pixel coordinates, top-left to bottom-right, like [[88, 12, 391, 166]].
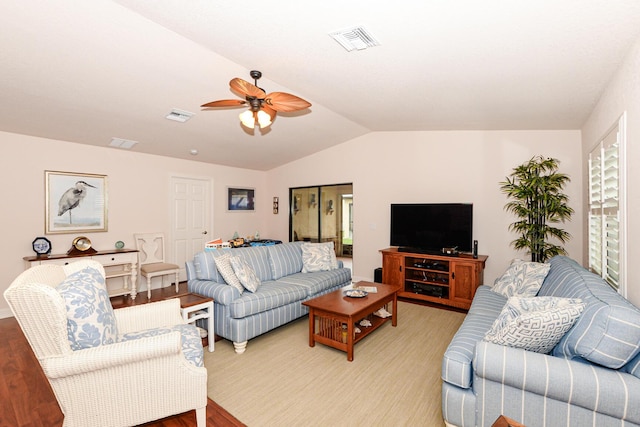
[[231, 246, 273, 282], [193, 251, 225, 283], [441, 286, 507, 389], [622, 351, 640, 380], [301, 242, 339, 273], [492, 259, 550, 298], [194, 246, 273, 283], [214, 252, 244, 294], [483, 296, 585, 354], [56, 266, 118, 350], [268, 242, 304, 280], [228, 281, 309, 318], [230, 256, 261, 292], [119, 324, 203, 367], [277, 268, 352, 297], [540, 257, 640, 368]]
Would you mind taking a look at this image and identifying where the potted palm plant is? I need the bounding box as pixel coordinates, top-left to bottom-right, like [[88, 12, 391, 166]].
[[500, 156, 574, 262]]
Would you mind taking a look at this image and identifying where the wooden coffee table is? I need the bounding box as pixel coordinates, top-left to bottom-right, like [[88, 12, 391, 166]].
[[302, 281, 397, 361]]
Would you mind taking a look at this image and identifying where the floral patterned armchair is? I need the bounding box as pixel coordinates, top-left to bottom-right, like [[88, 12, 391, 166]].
[[4, 259, 207, 427]]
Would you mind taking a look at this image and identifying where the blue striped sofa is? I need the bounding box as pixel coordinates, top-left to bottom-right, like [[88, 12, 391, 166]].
[[442, 256, 640, 427], [186, 242, 351, 354]]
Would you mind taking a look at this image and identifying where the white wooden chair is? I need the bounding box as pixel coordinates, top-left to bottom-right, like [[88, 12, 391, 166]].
[[134, 233, 180, 299]]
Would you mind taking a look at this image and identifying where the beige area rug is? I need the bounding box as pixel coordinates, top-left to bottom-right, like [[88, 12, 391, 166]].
[[203, 301, 465, 426]]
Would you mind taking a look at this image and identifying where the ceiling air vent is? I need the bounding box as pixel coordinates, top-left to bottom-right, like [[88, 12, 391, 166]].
[[329, 26, 380, 52], [166, 108, 194, 123], [109, 138, 138, 149]]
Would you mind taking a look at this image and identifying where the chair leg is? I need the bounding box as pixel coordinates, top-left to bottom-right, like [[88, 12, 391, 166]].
[[175, 272, 179, 293], [195, 406, 206, 427], [147, 277, 152, 300]]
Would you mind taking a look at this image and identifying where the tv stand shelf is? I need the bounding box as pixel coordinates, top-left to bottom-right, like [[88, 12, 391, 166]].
[[380, 247, 487, 310]]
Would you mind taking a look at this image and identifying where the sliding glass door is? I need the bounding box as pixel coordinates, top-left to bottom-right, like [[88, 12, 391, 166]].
[[289, 183, 353, 257]]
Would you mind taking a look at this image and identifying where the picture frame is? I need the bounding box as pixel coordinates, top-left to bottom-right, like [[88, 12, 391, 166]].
[[227, 187, 255, 212], [45, 171, 108, 234]]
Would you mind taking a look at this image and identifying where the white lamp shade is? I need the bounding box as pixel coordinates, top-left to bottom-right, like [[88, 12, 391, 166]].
[[239, 110, 256, 128], [256, 110, 273, 128]]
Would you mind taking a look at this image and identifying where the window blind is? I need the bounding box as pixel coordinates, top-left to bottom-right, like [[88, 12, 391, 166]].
[[588, 113, 626, 294]]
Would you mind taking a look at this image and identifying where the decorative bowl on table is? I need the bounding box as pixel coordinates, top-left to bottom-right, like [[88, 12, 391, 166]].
[[343, 289, 368, 298]]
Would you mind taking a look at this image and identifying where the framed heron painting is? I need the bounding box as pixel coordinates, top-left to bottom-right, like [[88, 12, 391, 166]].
[[45, 171, 108, 234]]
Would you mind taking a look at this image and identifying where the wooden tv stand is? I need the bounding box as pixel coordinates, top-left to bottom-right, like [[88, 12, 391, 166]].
[[380, 247, 487, 310]]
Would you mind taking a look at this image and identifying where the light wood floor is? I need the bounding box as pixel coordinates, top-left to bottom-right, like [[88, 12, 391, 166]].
[[0, 285, 245, 427]]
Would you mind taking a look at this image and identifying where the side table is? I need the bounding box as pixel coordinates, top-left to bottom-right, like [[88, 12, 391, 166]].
[[175, 293, 214, 352]]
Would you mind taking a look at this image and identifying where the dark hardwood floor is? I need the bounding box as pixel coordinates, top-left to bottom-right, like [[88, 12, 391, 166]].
[[0, 285, 245, 427]]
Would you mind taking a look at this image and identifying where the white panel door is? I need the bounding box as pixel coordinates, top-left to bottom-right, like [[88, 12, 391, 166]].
[[171, 176, 211, 281]]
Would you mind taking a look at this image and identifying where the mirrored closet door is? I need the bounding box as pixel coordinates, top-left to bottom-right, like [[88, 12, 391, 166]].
[[289, 183, 353, 258]]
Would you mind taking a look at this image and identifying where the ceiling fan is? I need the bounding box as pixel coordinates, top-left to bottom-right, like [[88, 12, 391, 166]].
[[201, 70, 311, 129]]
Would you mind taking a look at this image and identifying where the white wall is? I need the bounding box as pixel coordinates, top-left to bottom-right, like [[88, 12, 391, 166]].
[[0, 129, 589, 317], [0, 132, 268, 317], [267, 130, 583, 286], [581, 35, 640, 306]]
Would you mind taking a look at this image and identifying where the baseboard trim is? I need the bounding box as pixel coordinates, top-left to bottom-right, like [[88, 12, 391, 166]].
[[351, 275, 369, 283], [0, 308, 14, 319]]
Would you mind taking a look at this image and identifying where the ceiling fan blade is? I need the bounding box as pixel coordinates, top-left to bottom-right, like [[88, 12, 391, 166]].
[[264, 92, 312, 112], [262, 104, 277, 121], [201, 99, 246, 108], [230, 78, 266, 98]]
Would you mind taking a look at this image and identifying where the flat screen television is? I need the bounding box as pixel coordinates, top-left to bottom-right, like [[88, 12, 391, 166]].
[[390, 203, 473, 254]]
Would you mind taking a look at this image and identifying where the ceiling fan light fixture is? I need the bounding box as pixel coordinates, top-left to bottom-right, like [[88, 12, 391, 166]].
[[256, 110, 272, 128], [239, 110, 256, 128], [203, 70, 310, 132]]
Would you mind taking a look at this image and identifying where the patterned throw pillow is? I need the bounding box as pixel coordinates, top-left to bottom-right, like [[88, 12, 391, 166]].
[[484, 296, 585, 353], [301, 242, 338, 273], [492, 260, 551, 297], [229, 256, 261, 292], [214, 252, 244, 294], [56, 266, 118, 350]]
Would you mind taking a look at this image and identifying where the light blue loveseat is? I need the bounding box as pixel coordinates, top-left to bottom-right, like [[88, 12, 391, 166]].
[[186, 242, 351, 354], [442, 256, 640, 427]]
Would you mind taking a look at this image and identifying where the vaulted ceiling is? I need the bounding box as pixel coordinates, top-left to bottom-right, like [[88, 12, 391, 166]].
[[2, 1, 640, 170]]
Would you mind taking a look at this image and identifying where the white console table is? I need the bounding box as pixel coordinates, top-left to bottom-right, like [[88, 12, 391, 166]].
[[24, 249, 139, 299]]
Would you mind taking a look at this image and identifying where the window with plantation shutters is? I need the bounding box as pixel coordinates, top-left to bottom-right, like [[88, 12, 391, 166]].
[[588, 113, 626, 295]]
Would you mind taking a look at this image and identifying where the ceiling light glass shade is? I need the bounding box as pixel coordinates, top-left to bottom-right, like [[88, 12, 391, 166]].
[[239, 110, 255, 128], [256, 110, 272, 128]]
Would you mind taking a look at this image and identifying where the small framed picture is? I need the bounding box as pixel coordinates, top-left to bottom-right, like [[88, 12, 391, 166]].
[[45, 171, 108, 234], [227, 187, 255, 212]]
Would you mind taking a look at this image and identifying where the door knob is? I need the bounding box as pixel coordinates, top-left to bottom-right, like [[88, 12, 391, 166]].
[[202, 231, 208, 235]]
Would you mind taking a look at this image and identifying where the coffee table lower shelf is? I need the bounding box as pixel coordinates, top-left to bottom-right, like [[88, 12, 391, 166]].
[[302, 282, 398, 361], [312, 313, 389, 350]]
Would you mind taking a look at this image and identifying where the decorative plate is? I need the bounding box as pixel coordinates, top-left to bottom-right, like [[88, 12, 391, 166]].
[[115, 240, 125, 249], [344, 289, 368, 298], [32, 236, 52, 256]]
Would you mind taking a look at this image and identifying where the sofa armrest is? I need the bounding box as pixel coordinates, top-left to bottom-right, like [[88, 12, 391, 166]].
[[114, 299, 184, 333], [474, 341, 640, 424], [188, 278, 240, 305]]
